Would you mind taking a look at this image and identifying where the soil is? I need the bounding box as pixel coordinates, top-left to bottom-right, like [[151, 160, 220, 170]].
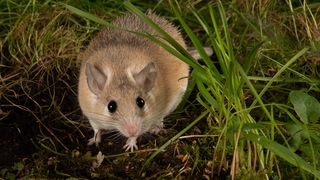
[[0, 101, 223, 179], [0, 108, 38, 167]]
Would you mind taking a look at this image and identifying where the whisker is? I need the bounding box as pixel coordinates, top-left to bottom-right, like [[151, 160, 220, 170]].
[[82, 111, 117, 124], [110, 132, 123, 142], [82, 111, 108, 119]]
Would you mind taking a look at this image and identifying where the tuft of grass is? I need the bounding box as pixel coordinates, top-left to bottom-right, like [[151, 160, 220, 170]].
[[1, 1, 86, 150], [122, 0, 320, 179]]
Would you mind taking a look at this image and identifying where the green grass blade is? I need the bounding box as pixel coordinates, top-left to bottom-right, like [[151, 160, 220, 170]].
[[64, 2, 209, 78], [140, 32, 204, 73], [61, 3, 115, 27], [176, 72, 196, 110], [196, 77, 218, 109], [140, 110, 210, 172], [249, 47, 309, 109], [231, 7, 264, 39], [169, 0, 216, 72], [217, 0, 234, 62], [208, 5, 229, 76], [237, 60, 273, 124], [245, 133, 320, 178], [243, 41, 264, 74], [236, 41, 265, 93], [123, 1, 206, 73]]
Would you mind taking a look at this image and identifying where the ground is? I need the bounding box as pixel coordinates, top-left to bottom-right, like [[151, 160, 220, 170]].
[[0, 0, 319, 179]]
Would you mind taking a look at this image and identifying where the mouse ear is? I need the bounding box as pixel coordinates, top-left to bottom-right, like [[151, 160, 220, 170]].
[[133, 62, 156, 92], [85, 63, 107, 95]]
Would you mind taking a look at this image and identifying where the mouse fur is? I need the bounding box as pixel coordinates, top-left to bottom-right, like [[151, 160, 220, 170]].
[[78, 13, 189, 151]]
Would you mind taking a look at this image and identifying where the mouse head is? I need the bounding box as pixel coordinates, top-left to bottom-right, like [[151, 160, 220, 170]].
[[85, 60, 158, 139]]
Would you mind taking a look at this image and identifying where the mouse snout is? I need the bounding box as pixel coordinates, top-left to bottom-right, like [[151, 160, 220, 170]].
[[123, 122, 138, 137]]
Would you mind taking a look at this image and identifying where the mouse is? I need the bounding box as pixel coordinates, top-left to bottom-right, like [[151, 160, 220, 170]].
[[78, 13, 208, 151]]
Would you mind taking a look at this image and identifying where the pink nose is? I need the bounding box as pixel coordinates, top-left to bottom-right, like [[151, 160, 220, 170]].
[[124, 123, 138, 136]]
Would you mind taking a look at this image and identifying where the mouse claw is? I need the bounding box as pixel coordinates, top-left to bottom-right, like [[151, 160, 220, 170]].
[[87, 129, 101, 146], [87, 137, 100, 146], [150, 121, 164, 134], [123, 137, 138, 152]]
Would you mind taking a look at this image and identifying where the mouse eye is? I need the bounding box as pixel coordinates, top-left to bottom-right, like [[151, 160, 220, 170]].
[[136, 97, 145, 108], [107, 100, 117, 113]]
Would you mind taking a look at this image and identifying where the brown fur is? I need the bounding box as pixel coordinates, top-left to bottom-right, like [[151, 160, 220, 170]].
[[78, 13, 189, 151]]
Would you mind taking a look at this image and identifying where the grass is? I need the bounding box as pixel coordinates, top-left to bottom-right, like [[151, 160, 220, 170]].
[[1, 0, 320, 179]]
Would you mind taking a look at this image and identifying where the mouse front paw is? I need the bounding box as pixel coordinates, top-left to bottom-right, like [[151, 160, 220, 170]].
[[149, 121, 164, 134], [123, 137, 138, 152], [87, 137, 100, 146], [87, 129, 101, 146]]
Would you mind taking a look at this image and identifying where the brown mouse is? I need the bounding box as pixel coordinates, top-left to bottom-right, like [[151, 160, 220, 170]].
[[78, 13, 207, 151]]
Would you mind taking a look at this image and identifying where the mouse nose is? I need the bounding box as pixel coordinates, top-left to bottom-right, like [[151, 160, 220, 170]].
[[124, 123, 138, 136]]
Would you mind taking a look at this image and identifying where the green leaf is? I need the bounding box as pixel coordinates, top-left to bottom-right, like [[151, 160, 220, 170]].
[[289, 91, 320, 124], [245, 133, 320, 178], [286, 122, 308, 151], [300, 143, 320, 163]]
